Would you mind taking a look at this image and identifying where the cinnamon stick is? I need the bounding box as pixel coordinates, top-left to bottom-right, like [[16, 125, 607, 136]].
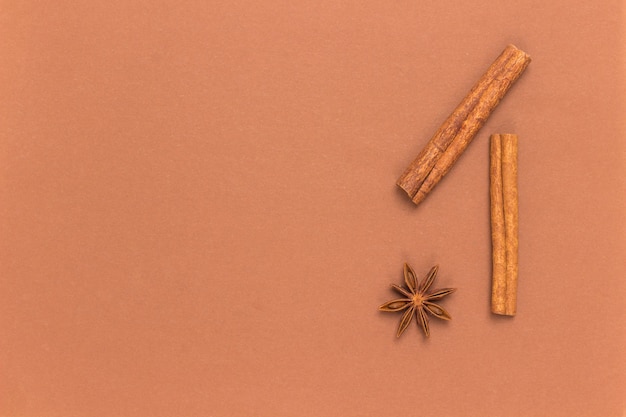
[[397, 45, 530, 205], [490, 134, 519, 316]]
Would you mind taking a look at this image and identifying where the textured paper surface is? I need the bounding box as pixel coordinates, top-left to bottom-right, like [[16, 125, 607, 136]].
[[1, 1, 625, 416]]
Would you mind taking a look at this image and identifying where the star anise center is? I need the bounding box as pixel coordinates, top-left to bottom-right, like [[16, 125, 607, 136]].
[[412, 292, 425, 306]]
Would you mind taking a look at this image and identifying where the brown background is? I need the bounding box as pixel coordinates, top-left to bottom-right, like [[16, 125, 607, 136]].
[[1, 1, 624, 416]]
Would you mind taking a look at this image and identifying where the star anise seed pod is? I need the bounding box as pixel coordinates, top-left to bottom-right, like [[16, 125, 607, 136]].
[[379, 263, 456, 338]]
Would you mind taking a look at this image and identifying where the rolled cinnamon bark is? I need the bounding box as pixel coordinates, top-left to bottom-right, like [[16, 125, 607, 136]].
[[397, 45, 530, 205], [490, 135, 507, 314], [490, 133, 519, 316]]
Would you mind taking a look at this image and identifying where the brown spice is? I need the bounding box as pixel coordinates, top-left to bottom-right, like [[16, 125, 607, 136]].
[[379, 263, 456, 338], [490, 134, 519, 315], [397, 45, 531, 205]]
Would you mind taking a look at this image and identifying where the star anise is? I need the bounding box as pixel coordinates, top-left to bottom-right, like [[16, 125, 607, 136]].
[[379, 263, 456, 338]]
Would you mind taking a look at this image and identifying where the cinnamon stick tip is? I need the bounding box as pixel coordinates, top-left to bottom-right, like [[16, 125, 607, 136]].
[[491, 132, 517, 137], [506, 43, 531, 61], [491, 309, 516, 317], [396, 180, 420, 205]]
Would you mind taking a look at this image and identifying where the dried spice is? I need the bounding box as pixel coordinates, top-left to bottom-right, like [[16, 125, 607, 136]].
[[490, 134, 519, 315], [379, 264, 456, 338], [397, 44, 531, 206]]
